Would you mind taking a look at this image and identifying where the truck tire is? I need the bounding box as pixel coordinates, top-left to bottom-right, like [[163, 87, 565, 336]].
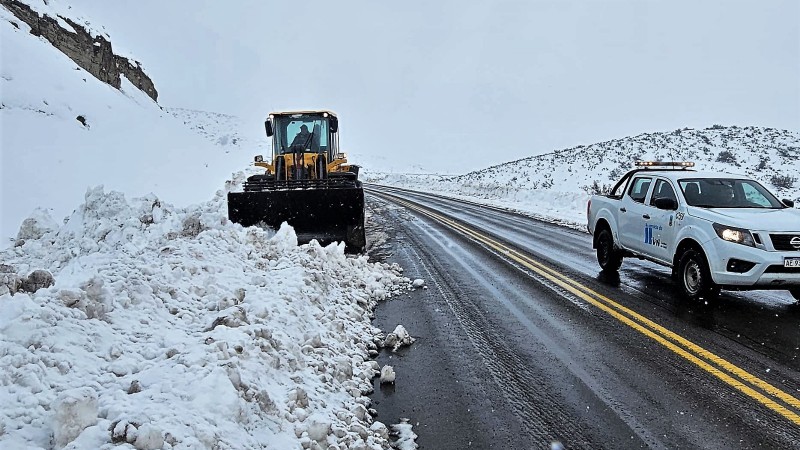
[[596, 228, 623, 272], [677, 249, 719, 301]]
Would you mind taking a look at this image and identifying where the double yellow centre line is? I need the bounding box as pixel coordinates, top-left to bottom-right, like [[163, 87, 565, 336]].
[[379, 191, 800, 426]]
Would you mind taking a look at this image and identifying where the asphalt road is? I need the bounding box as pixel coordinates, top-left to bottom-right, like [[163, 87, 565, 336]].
[[364, 185, 800, 450]]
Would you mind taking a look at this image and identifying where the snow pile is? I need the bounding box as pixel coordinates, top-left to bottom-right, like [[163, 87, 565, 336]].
[[0, 186, 413, 449], [367, 126, 800, 229]]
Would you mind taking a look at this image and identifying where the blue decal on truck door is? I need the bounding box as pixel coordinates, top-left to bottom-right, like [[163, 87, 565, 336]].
[[644, 224, 667, 248]]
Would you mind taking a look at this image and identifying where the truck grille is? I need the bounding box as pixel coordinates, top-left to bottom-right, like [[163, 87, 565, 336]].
[[769, 234, 800, 251]]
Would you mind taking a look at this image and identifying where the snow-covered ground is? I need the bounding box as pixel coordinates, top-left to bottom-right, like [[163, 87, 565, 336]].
[[365, 126, 800, 230]]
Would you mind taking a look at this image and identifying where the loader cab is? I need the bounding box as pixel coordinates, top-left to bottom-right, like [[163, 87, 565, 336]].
[[265, 111, 340, 163]]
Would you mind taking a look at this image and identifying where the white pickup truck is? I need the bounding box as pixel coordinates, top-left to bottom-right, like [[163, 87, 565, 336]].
[[587, 162, 800, 302]]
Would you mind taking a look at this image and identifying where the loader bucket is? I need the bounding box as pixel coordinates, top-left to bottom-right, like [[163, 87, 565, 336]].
[[227, 180, 366, 253]]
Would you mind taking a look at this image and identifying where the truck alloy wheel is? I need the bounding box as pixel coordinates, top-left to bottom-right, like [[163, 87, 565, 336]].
[[678, 249, 718, 301]]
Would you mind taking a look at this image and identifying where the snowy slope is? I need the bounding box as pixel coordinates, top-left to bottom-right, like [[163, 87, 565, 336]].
[[0, 7, 242, 245], [367, 126, 800, 229], [166, 108, 270, 156]]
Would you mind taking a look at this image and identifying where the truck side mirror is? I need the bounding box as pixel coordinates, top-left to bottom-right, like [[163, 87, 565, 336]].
[[330, 117, 338, 133], [654, 197, 678, 210], [265, 119, 274, 137], [782, 198, 795, 208]]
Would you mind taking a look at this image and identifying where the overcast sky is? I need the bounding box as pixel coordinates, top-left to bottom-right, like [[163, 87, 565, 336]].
[[70, 0, 800, 173]]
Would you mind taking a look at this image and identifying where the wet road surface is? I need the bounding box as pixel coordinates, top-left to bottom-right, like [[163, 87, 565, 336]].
[[365, 185, 800, 450]]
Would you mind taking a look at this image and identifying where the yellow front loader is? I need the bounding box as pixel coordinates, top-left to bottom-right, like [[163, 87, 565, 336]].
[[227, 110, 366, 253]]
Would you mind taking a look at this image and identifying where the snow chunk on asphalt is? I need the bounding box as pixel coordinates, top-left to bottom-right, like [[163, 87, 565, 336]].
[[384, 324, 415, 351], [412, 278, 425, 288], [390, 418, 419, 449], [380, 365, 396, 384], [0, 186, 414, 449]]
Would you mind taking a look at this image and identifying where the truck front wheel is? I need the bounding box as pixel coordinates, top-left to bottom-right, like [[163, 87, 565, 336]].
[[596, 228, 623, 272], [677, 249, 719, 301]]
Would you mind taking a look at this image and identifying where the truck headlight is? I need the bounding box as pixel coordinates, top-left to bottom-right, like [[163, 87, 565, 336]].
[[712, 223, 755, 247]]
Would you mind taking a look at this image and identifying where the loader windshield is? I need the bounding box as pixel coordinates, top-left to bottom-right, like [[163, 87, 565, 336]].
[[274, 115, 330, 154]]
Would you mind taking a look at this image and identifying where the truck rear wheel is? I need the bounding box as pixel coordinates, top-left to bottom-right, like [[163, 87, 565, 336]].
[[596, 228, 623, 272], [677, 249, 719, 301]]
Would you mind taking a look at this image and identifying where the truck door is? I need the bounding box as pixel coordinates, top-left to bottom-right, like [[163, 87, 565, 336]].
[[645, 179, 680, 264], [619, 176, 654, 254]]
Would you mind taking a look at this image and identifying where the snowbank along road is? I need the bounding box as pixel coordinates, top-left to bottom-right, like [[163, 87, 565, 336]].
[[365, 184, 800, 449]]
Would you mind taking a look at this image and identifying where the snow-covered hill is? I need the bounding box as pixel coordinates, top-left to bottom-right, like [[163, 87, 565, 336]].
[[0, 5, 242, 245], [367, 126, 800, 229]]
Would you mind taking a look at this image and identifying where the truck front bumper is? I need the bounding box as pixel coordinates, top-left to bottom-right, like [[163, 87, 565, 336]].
[[705, 240, 800, 288]]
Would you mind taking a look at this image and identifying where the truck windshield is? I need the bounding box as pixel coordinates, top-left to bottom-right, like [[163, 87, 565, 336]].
[[274, 115, 329, 154], [678, 178, 784, 208]]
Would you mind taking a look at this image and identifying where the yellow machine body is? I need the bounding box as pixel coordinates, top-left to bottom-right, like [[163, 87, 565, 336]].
[[227, 110, 366, 253]]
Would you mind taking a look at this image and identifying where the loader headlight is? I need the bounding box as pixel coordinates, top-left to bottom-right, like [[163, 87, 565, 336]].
[[712, 223, 755, 247], [254, 155, 264, 162]]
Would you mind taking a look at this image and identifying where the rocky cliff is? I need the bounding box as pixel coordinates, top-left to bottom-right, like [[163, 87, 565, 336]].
[[0, 0, 158, 101]]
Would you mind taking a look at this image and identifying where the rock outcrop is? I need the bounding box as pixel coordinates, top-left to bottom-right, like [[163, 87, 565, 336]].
[[1, 0, 158, 101]]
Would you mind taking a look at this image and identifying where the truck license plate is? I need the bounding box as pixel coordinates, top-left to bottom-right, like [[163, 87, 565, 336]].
[[785, 257, 800, 268]]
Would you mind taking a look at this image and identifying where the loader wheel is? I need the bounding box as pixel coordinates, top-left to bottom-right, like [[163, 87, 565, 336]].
[[596, 228, 622, 272], [315, 155, 327, 179], [677, 249, 719, 302], [329, 171, 357, 181], [345, 222, 366, 254], [243, 174, 274, 192], [275, 157, 286, 181]]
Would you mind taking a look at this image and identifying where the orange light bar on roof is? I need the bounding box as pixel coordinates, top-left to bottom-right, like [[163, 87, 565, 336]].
[[635, 161, 695, 168]]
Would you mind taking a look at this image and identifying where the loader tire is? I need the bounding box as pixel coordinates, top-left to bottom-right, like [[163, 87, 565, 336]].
[[247, 174, 273, 182], [243, 174, 274, 192], [275, 157, 286, 181], [315, 155, 327, 179], [344, 219, 366, 254]]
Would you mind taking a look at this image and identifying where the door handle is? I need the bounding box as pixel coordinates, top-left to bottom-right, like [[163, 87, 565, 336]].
[[642, 214, 650, 220], [620, 207, 627, 213]]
